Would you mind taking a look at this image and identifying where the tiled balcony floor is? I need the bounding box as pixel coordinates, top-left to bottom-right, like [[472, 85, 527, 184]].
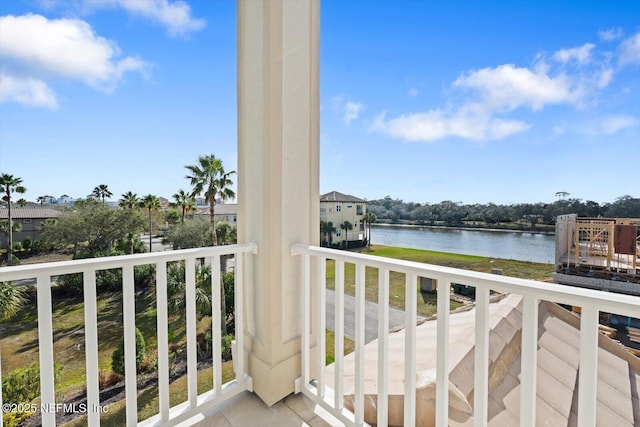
[[179, 391, 342, 427]]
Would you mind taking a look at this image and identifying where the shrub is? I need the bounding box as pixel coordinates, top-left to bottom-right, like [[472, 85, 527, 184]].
[[30, 239, 43, 253], [98, 369, 123, 389], [1, 362, 63, 404], [221, 334, 234, 361], [21, 236, 32, 251], [111, 328, 146, 375], [11, 241, 22, 252]]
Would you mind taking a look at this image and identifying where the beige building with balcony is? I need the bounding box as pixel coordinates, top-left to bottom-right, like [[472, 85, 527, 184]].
[[320, 191, 366, 246]]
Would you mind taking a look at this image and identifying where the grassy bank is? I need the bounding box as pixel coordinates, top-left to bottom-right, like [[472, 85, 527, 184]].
[[365, 245, 554, 281]]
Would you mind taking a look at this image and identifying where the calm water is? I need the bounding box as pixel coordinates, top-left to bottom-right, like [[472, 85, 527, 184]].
[[371, 225, 555, 264]]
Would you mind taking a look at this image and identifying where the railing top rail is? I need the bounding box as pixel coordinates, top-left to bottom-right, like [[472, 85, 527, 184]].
[[0, 242, 258, 281], [291, 243, 639, 318]]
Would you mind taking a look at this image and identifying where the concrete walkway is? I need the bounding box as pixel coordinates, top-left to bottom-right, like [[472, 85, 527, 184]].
[[325, 289, 425, 344]]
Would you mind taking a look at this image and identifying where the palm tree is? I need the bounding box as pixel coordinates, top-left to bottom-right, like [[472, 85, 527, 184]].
[[0, 174, 26, 266], [37, 196, 46, 205], [340, 220, 353, 249], [363, 212, 377, 247], [92, 184, 112, 204], [120, 191, 139, 210], [140, 194, 161, 252], [320, 221, 336, 246], [17, 198, 27, 207], [185, 155, 235, 246], [172, 189, 196, 224], [0, 281, 28, 320]]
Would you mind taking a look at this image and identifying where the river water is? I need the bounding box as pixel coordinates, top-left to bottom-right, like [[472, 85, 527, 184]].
[[370, 225, 555, 264]]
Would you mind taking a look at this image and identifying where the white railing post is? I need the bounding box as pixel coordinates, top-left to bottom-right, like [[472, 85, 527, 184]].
[[520, 296, 538, 427], [185, 257, 198, 408], [82, 269, 100, 426], [235, 251, 248, 388], [155, 261, 170, 422], [578, 305, 599, 427], [404, 273, 418, 427], [377, 268, 390, 427], [36, 272, 56, 426], [123, 265, 138, 425], [334, 260, 345, 411], [301, 253, 311, 388], [436, 280, 450, 427], [354, 263, 366, 425], [317, 256, 327, 399], [473, 286, 490, 427], [211, 254, 222, 395]]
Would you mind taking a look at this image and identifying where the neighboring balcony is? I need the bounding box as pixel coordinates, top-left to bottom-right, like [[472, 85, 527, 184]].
[[1, 243, 638, 426]]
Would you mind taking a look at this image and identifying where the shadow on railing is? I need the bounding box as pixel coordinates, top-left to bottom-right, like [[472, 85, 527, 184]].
[[291, 244, 639, 427], [0, 243, 257, 426]]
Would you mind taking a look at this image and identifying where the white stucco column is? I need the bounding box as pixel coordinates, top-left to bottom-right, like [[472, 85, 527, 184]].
[[237, 0, 320, 406]]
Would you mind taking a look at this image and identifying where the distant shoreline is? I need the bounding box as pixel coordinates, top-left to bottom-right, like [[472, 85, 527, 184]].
[[371, 222, 555, 236]]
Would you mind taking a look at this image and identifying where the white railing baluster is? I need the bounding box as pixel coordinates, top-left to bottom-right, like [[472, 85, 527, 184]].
[[302, 253, 311, 388], [520, 295, 538, 427], [123, 265, 138, 425], [354, 263, 366, 425], [211, 254, 222, 395], [334, 260, 345, 411], [404, 273, 418, 427], [235, 252, 246, 385], [436, 280, 450, 427], [185, 257, 197, 408], [377, 268, 390, 427], [317, 256, 327, 399], [155, 261, 170, 421], [83, 269, 100, 426], [37, 272, 56, 426], [578, 305, 599, 427], [473, 286, 490, 427]]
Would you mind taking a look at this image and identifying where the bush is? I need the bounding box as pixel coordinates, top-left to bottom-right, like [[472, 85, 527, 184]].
[[1, 362, 63, 404], [111, 328, 146, 375], [221, 334, 234, 361], [21, 236, 32, 251], [30, 239, 43, 253], [11, 241, 22, 252]]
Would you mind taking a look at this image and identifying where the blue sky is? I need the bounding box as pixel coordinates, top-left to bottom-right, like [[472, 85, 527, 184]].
[[1, 1, 638, 205]]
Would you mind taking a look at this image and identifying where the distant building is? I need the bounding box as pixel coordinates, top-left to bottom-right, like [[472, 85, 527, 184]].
[[554, 214, 640, 296], [320, 191, 366, 246], [0, 207, 61, 246], [195, 203, 237, 225]]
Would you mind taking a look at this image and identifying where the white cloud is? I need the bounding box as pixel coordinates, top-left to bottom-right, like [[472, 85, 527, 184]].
[[619, 33, 640, 66], [598, 27, 624, 42], [371, 36, 636, 144], [597, 68, 614, 88], [343, 101, 364, 125], [90, 0, 206, 37], [408, 87, 419, 98], [0, 14, 148, 107], [599, 115, 639, 134], [0, 74, 58, 109], [370, 106, 531, 142], [553, 43, 596, 64], [453, 64, 582, 111]]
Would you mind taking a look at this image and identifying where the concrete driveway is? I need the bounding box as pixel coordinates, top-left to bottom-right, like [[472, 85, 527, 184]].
[[325, 289, 425, 344]]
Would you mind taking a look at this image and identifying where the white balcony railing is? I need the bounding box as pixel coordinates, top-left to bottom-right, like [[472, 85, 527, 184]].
[[0, 243, 257, 426], [291, 244, 640, 427]]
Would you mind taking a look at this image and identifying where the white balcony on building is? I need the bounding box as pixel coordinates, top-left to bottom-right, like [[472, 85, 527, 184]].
[[1, 1, 639, 426]]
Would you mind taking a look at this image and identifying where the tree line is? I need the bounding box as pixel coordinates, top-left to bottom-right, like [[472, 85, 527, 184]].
[[366, 195, 640, 229]]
